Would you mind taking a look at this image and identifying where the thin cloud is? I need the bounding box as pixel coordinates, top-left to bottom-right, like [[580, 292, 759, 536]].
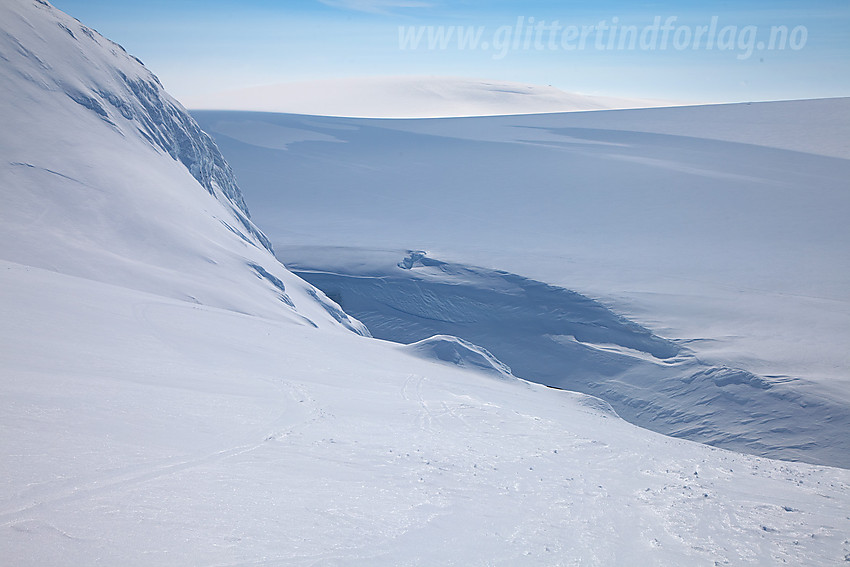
[[317, 0, 435, 15]]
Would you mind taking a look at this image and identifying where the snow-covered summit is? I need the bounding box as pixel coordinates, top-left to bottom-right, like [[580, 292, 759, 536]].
[[184, 76, 667, 118]]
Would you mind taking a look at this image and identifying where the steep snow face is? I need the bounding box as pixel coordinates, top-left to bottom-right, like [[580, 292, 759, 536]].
[[1, 0, 254, 234], [0, 0, 366, 334], [289, 249, 850, 469], [184, 76, 668, 118]]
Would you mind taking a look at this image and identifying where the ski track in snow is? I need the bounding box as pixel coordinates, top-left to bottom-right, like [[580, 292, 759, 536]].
[[0, 366, 322, 528], [2, 259, 850, 565]]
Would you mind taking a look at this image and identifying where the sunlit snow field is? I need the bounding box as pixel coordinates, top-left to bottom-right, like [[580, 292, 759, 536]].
[[2, 0, 850, 564]]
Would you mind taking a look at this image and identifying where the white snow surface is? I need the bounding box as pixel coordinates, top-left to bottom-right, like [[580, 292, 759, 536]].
[[184, 76, 666, 118], [5, 258, 850, 565], [287, 250, 850, 468], [3, 1, 850, 564], [402, 334, 515, 379], [193, 102, 850, 390], [0, 0, 366, 336], [193, 99, 850, 467]]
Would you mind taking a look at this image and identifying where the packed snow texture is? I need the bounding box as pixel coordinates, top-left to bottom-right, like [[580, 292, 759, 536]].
[[184, 76, 668, 118], [5, 259, 850, 566], [3, 1, 850, 564]]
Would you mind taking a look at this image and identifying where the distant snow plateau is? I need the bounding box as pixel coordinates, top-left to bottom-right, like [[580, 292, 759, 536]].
[[183, 76, 672, 118]]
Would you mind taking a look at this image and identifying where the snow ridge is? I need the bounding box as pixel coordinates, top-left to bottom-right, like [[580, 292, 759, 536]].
[[1, 0, 269, 251], [0, 0, 368, 333], [403, 334, 514, 379]]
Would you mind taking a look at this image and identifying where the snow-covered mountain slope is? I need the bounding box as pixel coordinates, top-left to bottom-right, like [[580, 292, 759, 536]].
[[0, 0, 365, 334], [3, 1, 850, 564], [184, 76, 666, 118], [4, 259, 850, 566], [193, 103, 850, 466], [288, 248, 850, 468]]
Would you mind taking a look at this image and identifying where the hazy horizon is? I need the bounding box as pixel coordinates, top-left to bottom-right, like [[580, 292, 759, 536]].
[[49, 0, 850, 105]]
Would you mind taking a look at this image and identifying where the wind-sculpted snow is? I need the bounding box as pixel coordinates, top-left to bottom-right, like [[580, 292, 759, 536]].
[[290, 249, 850, 468], [305, 287, 372, 336], [195, 106, 850, 467], [112, 71, 267, 247], [193, 106, 850, 399], [403, 334, 515, 379], [0, 0, 366, 332], [0, 0, 269, 251]]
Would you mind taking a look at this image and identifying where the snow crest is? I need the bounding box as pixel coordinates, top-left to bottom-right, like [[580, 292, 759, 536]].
[[0, 0, 269, 251], [0, 0, 368, 333], [403, 334, 514, 379]]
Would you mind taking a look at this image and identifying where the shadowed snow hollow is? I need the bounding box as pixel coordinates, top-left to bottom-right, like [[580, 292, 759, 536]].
[[289, 248, 850, 469], [193, 106, 850, 416]]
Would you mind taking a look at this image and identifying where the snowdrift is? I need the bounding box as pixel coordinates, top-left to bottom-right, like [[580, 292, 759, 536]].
[[289, 249, 850, 468], [402, 334, 515, 379], [5, 256, 850, 565], [193, 105, 850, 464]]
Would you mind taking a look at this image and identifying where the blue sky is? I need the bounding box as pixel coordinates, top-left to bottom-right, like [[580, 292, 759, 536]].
[[51, 0, 849, 103]]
